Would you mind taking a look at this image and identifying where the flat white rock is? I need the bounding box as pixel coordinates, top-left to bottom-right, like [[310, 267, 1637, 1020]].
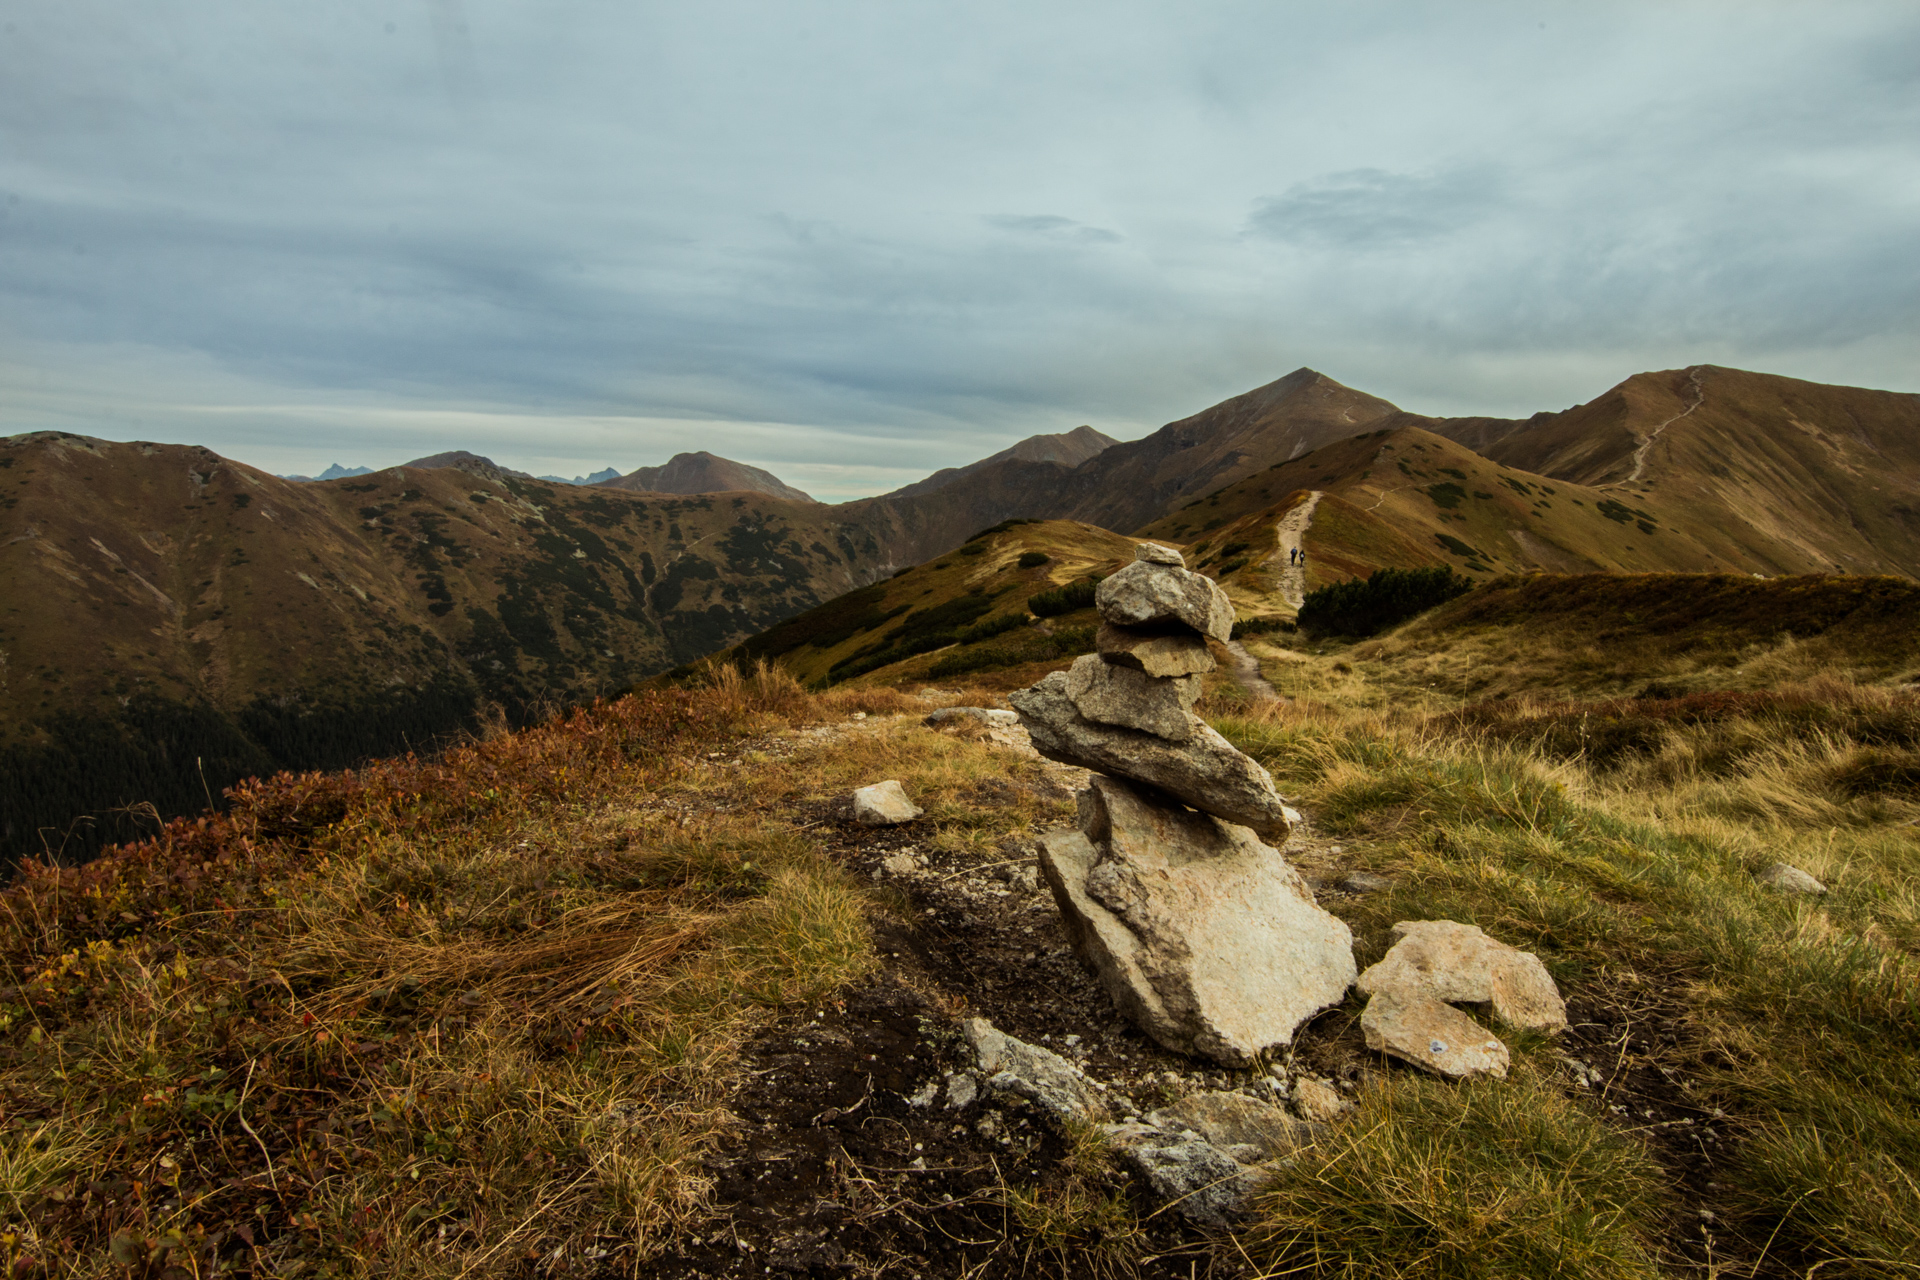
[[1038, 775, 1355, 1065], [851, 779, 923, 826]]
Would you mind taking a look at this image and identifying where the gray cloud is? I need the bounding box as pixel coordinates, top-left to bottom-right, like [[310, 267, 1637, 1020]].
[[1249, 167, 1504, 246], [986, 214, 1123, 243], [0, 1, 1916, 497]]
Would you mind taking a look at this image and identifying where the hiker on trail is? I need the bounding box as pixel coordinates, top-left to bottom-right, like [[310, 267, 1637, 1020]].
[[1289, 547, 1298, 565], [1298, 549, 1307, 566]]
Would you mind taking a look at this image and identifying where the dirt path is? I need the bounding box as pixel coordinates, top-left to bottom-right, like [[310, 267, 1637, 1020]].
[[1267, 489, 1323, 610], [1223, 639, 1281, 702], [1613, 365, 1704, 487]]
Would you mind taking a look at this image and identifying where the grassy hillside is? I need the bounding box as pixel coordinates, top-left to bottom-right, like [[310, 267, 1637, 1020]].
[[6, 591, 1917, 1277], [1234, 572, 1920, 710], [707, 519, 1144, 690]]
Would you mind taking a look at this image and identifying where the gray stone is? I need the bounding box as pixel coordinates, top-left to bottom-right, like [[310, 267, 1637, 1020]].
[[1134, 542, 1186, 565], [1065, 653, 1200, 741], [1097, 622, 1217, 678], [1095, 555, 1236, 642], [1010, 671, 1294, 840], [1289, 1077, 1352, 1124], [1757, 861, 1827, 895], [1146, 1091, 1322, 1160], [1340, 872, 1392, 894], [1356, 920, 1567, 1033], [1359, 989, 1511, 1080], [1038, 776, 1356, 1065], [961, 1017, 1105, 1122], [923, 706, 1019, 730], [944, 1072, 979, 1110], [1104, 1128, 1257, 1227], [852, 779, 923, 826]]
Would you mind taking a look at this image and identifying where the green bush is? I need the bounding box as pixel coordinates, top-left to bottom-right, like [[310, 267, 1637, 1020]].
[[1298, 566, 1473, 638], [955, 612, 1028, 646], [925, 625, 1097, 679], [1029, 576, 1102, 618], [1017, 551, 1050, 569]]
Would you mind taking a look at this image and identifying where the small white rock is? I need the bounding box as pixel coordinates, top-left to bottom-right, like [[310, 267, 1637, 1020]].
[[1756, 862, 1827, 895], [852, 780, 923, 826]]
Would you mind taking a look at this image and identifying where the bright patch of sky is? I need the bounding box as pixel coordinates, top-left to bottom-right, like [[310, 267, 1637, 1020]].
[[2, 2, 1915, 499]]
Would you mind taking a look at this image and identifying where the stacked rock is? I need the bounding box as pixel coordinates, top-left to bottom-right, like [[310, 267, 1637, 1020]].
[[1010, 543, 1356, 1066]]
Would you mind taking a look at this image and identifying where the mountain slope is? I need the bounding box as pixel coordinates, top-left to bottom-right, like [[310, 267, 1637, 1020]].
[[1448, 366, 1920, 576], [599, 451, 816, 503], [884, 425, 1118, 498], [0, 433, 886, 861], [830, 369, 1405, 563]]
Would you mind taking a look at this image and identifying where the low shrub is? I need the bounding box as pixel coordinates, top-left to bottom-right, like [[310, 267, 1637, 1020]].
[[1029, 576, 1102, 618], [1017, 551, 1050, 569], [1298, 566, 1474, 637]]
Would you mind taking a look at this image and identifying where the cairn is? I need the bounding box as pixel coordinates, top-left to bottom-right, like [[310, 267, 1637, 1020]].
[[1010, 544, 1356, 1066]]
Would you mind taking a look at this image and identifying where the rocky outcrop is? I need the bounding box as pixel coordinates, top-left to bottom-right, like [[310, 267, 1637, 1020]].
[[1010, 671, 1295, 841], [1354, 921, 1567, 1080], [961, 1017, 1105, 1122], [1146, 1090, 1322, 1161], [1102, 1126, 1258, 1227], [1015, 544, 1356, 1066]]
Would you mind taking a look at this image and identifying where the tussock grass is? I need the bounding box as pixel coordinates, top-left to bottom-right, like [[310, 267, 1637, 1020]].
[[0, 680, 882, 1278], [1218, 680, 1920, 1277], [1249, 1064, 1666, 1279]]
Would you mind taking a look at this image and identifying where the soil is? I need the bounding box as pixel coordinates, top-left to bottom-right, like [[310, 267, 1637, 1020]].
[[636, 710, 1789, 1279]]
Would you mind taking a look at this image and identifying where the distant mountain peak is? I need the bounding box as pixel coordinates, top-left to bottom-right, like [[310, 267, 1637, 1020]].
[[598, 451, 815, 502], [884, 424, 1121, 499], [401, 450, 535, 482]]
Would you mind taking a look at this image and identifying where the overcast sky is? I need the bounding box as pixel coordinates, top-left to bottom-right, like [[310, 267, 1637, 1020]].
[[2, 2, 1915, 500]]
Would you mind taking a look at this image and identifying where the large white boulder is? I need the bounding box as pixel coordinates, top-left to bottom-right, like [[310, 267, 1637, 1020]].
[[1038, 776, 1356, 1065], [1354, 920, 1567, 1081], [1357, 920, 1567, 1032]]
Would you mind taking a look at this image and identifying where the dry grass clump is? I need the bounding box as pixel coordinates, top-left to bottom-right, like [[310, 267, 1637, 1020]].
[[0, 682, 881, 1278], [1217, 683, 1920, 1277], [1248, 1064, 1667, 1280]]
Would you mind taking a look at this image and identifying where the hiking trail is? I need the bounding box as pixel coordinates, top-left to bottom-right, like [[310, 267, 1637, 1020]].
[[1223, 639, 1281, 702], [1271, 490, 1323, 611], [1613, 366, 1704, 487]]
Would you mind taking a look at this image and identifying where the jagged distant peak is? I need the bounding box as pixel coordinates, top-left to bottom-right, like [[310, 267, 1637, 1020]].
[[282, 462, 374, 482], [536, 466, 622, 486]]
